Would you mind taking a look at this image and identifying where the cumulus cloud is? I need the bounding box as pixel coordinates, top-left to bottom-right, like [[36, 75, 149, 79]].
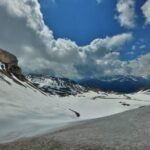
[[0, 0, 149, 79], [75, 33, 133, 78], [141, 0, 150, 24], [0, 0, 80, 78], [116, 0, 136, 28], [126, 53, 150, 77]]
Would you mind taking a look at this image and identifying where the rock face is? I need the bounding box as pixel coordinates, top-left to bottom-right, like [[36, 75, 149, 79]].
[[0, 48, 25, 81], [0, 48, 18, 69]]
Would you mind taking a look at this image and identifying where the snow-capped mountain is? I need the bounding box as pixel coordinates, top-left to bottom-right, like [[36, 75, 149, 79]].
[[27, 75, 150, 95], [78, 75, 150, 93], [139, 86, 150, 95], [27, 74, 86, 96]]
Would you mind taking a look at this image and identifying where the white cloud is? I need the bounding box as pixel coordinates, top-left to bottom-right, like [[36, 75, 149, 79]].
[[127, 53, 150, 77], [116, 0, 136, 28], [96, 0, 103, 4], [81, 33, 132, 59], [139, 45, 146, 49], [141, 0, 150, 24], [0, 0, 80, 78], [0, 0, 149, 79]]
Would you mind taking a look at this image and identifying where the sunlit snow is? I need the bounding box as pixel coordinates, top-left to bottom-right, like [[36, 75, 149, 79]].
[[0, 72, 150, 143]]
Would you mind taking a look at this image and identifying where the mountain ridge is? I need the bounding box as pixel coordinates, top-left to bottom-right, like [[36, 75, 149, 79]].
[[27, 74, 86, 96], [78, 75, 150, 93]]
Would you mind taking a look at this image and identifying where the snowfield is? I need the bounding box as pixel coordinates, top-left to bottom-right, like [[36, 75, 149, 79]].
[[0, 72, 150, 143]]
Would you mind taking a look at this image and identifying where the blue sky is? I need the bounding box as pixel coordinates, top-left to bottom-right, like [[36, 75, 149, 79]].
[[0, 0, 150, 78], [39, 0, 150, 61]]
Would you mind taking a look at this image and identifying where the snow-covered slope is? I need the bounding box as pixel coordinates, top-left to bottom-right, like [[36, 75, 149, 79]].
[[27, 74, 85, 96], [0, 71, 150, 143]]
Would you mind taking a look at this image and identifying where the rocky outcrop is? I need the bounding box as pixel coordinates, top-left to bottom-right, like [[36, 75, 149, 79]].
[[0, 48, 18, 68], [0, 48, 25, 81]]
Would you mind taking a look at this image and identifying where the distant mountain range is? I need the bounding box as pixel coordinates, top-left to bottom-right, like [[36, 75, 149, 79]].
[[26, 74, 150, 94], [78, 76, 150, 93], [27, 74, 86, 96]]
